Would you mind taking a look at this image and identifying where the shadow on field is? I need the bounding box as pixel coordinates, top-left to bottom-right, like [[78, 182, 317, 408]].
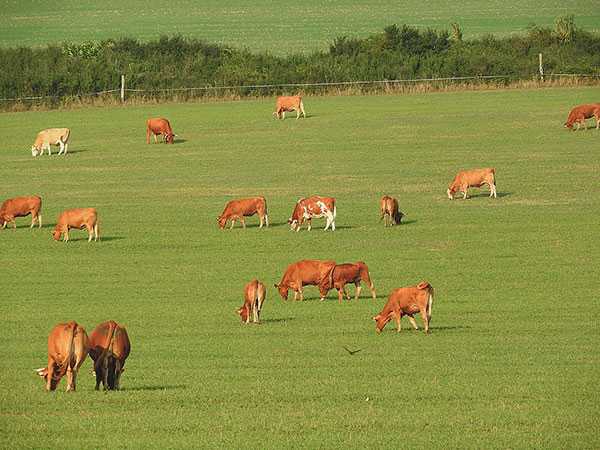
[[173, 138, 187, 144], [261, 317, 294, 323], [52, 236, 125, 242], [399, 219, 417, 225], [430, 325, 471, 331], [468, 191, 511, 199], [63, 148, 88, 154], [125, 384, 187, 392]]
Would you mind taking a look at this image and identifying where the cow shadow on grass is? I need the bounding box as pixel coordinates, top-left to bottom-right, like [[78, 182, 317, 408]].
[[52, 235, 125, 242], [173, 138, 187, 145], [398, 219, 417, 225], [124, 384, 187, 392], [261, 317, 295, 323], [467, 191, 511, 199]]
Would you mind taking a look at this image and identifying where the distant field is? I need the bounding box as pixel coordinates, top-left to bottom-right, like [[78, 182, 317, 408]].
[[1, 0, 599, 53], [0, 87, 599, 448]]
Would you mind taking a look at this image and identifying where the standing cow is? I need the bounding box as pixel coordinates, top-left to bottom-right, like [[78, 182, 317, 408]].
[[380, 195, 403, 226], [273, 96, 306, 120], [0, 196, 42, 229], [217, 197, 269, 229], [275, 259, 336, 302], [326, 262, 377, 303], [447, 168, 497, 200], [88, 321, 131, 391], [31, 128, 70, 156], [237, 279, 267, 324], [52, 208, 99, 242], [35, 321, 89, 391], [373, 281, 435, 334], [564, 103, 600, 131], [288, 196, 336, 231], [146, 118, 175, 144]]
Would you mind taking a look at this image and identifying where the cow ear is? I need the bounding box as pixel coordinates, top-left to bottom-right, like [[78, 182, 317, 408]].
[[35, 367, 47, 377], [417, 281, 430, 290], [372, 315, 379, 321]]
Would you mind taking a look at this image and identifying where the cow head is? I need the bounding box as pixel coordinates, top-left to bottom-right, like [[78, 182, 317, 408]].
[[564, 122, 574, 130], [217, 216, 227, 229], [372, 313, 391, 334], [237, 305, 250, 323], [288, 200, 304, 230], [35, 367, 60, 391], [31, 145, 41, 157], [52, 228, 61, 241], [274, 283, 289, 300], [165, 133, 175, 144], [446, 187, 455, 200]]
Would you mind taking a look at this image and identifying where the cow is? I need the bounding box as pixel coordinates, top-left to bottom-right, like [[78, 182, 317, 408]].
[[273, 96, 306, 120], [380, 195, 403, 226], [447, 168, 497, 200], [373, 281, 435, 334], [0, 195, 42, 229], [35, 321, 89, 391], [326, 262, 377, 304], [31, 128, 70, 156], [52, 208, 99, 242], [288, 196, 336, 231], [217, 197, 269, 229], [88, 321, 131, 391], [237, 279, 267, 324], [146, 118, 175, 144], [275, 259, 336, 302], [564, 103, 600, 131]]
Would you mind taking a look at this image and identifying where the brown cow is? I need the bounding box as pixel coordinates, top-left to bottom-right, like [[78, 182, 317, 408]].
[[288, 196, 336, 231], [88, 321, 131, 391], [564, 103, 600, 131], [35, 321, 89, 391], [380, 195, 403, 226], [52, 208, 99, 242], [0, 196, 42, 229], [217, 197, 269, 229], [447, 168, 497, 200], [275, 259, 336, 301], [373, 281, 435, 334], [326, 262, 377, 303], [146, 118, 175, 144], [273, 96, 306, 120], [237, 279, 267, 324]]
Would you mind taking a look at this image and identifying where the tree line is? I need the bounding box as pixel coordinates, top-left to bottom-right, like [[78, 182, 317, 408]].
[[1, 16, 598, 109]]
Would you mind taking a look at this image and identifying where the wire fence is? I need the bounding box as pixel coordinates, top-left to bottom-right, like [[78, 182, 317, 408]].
[[1, 73, 598, 104]]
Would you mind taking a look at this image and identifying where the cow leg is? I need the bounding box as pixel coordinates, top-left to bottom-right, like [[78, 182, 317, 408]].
[[462, 189, 468, 200], [86, 224, 93, 242], [293, 290, 299, 301], [419, 307, 430, 333], [66, 366, 75, 392], [307, 219, 312, 232], [354, 284, 362, 301], [45, 363, 55, 391], [64, 143, 68, 155], [230, 219, 235, 229], [114, 360, 122, 390], [102, 356, 109, 390], [396, 313, 402, 333], [58, 140, 65, 155], [337, 288, 343, 304], [64, 229, 69, 242], [154, 134, 158, 143], [408, 316, 419, 330], [11, 218, 17, 230], [265, 214, 269, 227], [259, 215, 263, 228], [240, 217, 246, 229], [94, 363, 102, 390]]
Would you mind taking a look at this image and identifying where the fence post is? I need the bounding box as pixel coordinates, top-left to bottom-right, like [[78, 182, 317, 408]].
[[120, 75, 125, 102], [538, 53, 544, 82]]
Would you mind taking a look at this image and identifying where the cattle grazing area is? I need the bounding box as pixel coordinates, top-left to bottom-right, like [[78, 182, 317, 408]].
[[0, 88, 599, 448], [1, 0, 599, 53]]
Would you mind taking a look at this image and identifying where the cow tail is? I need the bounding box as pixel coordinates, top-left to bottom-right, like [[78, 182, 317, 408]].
[[427, 286, 434, 321], [263, 197, 269, 227], [100, 322, 118, 389], [63, 128, 70, 144], [59, 322, 78, 380]]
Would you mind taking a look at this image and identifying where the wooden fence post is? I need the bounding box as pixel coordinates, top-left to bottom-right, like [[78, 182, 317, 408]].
[[120, 75, 125, 102]]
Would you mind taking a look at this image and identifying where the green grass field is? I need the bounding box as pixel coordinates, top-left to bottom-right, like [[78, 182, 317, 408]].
[[0, 87, 599, 448], [2, 0, 599, 53]]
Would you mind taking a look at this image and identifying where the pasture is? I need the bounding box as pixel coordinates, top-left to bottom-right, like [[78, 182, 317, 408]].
[[0, 87, 599, 448], [1, 0, 599, 53]]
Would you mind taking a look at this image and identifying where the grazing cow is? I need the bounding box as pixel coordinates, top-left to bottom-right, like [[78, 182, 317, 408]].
[[288, 196, 336, 231], [373, 281, 434, 334], [447, 168, 497, 200], [35, 321, 89, 391], [237, 279, 267, 324], [275, 259, 336, 301], [52, 208, 99, 242], [564, 103, 600, 131], [88, 321, 131, 391], [146, 118, 175, 144], [0, 195, 42, 229], [380, 195, 403, 226], [273, 96, 306, 120], [326, 262, 377, 303], [31, 128, 70, 156], [217, 197, 269, 229]]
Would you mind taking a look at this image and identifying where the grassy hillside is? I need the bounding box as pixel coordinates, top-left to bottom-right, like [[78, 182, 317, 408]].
[[0, 88, 599, 448], [1, 0, 599, 53]]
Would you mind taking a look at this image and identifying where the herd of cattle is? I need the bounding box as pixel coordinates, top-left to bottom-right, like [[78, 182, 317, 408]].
[[8, 97, 598, 392]]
